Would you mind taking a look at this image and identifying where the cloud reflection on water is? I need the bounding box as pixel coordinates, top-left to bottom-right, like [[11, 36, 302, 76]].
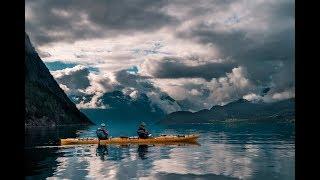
[[48, 132, 293, 180], [26, 122, 294, 180]]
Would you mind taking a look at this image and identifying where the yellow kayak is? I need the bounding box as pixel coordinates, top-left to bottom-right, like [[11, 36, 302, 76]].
[[60, 134, 199, 146]]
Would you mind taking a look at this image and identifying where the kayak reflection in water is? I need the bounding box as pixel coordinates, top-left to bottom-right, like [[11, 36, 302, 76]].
[[137, 122, 151, 139], [137, 145, 148, 160], [96, 144, 109, 161]]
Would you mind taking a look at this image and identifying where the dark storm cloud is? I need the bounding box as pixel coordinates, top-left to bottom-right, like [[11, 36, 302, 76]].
[[175, 3, 294, 88], [178, 23, 294, 63], [238, 30, 294, 87], [26, 0, 175, 45], [272, 0, 295, 18], [53, 66, 91, 90], [115, 69, 156, 92], [143, 57, 237, 80]]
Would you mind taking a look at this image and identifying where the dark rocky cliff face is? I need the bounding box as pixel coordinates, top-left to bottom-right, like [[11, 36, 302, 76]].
[[25, 33, 93, 126]]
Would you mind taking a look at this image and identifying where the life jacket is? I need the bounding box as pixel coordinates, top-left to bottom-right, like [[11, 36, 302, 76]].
[[96, 128, 108, 139], [137, 126, 149, 138]]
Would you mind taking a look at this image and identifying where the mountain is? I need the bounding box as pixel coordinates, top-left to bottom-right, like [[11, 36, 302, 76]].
[[25, 33, 93, 126], [161, 98, 295, 124], [73, 91, 166, 124]]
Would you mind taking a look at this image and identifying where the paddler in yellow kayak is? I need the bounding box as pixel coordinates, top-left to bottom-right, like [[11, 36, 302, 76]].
[[137, 122, 151, 138]]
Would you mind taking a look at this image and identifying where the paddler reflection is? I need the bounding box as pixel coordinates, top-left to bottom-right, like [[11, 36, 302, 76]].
[[137, 145, 149, 160], [96, 144, 109, 161]]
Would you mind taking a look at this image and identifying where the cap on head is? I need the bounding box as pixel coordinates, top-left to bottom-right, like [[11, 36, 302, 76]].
[[140, 122, 146, 126], [101, 123, 106, 127]]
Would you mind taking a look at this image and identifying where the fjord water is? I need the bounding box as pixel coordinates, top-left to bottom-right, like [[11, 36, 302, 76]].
[[25, 121, 294, 180]]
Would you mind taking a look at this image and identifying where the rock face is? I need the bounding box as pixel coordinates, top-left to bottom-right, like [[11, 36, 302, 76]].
[[25, 33, 93, 126], [161, 98, 295, 124]]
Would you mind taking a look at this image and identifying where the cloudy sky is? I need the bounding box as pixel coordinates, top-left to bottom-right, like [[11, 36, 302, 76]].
[[26, 0, 295, 112]]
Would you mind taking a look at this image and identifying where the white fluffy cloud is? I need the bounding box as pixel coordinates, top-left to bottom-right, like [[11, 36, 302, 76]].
[[76, 92, 109, 109], [150, 66, 254, 111], [51, 65, 116, 109], [243, 93, 263, 102], [206, 67, 253, 105], [243, 87, 295, 103]]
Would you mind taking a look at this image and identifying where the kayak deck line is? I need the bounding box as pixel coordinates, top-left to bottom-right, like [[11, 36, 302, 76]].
[[60, 134, 199, 146]]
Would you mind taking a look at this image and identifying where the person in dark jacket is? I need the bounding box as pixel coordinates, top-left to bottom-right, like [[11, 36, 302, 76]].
[[96, 123, 109, 144], [137, 122, 150, 138]]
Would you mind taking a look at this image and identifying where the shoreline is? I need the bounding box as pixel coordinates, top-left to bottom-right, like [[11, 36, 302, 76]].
[[25, 123, 95, 129]]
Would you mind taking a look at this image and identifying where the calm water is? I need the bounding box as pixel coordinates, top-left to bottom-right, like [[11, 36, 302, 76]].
[[25, 121, 294, 180]]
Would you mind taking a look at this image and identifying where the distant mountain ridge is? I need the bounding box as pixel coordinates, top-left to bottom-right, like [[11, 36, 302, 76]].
[[25, 33, 93, 126], [72, 90, 166, 124], [161, 98, 295, 124]]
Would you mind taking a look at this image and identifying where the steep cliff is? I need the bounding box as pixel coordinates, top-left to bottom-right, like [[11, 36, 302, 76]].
[[25, 33, 93, 126]]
